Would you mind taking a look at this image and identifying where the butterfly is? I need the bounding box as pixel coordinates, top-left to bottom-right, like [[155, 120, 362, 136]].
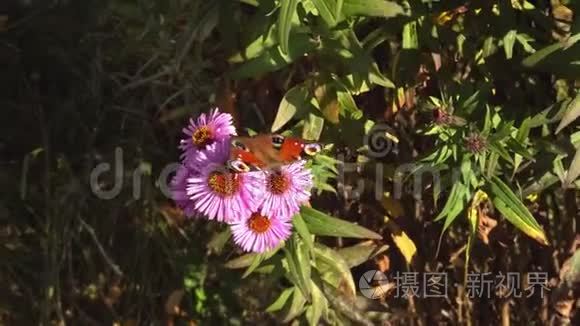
[[227, 134, 322, 172]]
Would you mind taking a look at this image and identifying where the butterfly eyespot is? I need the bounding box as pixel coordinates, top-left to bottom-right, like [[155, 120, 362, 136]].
[[304, 143, 322, 156], [228, 160, 251, 173], [232, 139, 249, 151], [271, 134, 285, 148]]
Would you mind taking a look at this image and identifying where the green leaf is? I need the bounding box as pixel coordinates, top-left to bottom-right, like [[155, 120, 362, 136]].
[[292, 213, 314, 252], [278, 0, 299, 55], [283, 235, 312, 298], [369, 63, 395, 88], [435, 181, 466, 227], [516, 33, 536, 53], [266, 287, 294, 312], [522, 33, 580, 68], [482, 36, 498, 59], [340, 73, 372, 94], [313, 244, 356, 298], [556, 93, 580, 134], [402, 21, 418, 50], [564, 147, 580, 187], [506, 138, 534, 161], [272, 84, 311, 132], [224, 252, 258, 269], [503, 30, 517, 59], [302, 113, 325, 140], [229, 243, 281, 275], [485, 176, 548, 245], [482, 105, 492, 136], [489, 141, 514, 164], [342, 0, 407, 18], [243, 253, 265, 278], [335, 81, 363, 119], [301, 206, 382, 239], [228, 25, 276, 63], [230, 33, 315, 79], [281, 286, 307, 323], [305, 280, 326, 326], [337, 241, 389, 268], [489, 120, 515, 142], [311, 0, 338, 26], [439, 182, 469, 231]]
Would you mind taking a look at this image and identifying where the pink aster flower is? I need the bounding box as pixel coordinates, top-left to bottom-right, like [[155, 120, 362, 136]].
[[186, 140, 265, 222], [260, 160, 313, 220], [229, 210, 293, 253], [179, 108, 236, 161], [169, 163, 199, 217]]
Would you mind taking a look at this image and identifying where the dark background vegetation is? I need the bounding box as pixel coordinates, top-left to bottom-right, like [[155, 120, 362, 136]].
[[1, 0, 579, 325]]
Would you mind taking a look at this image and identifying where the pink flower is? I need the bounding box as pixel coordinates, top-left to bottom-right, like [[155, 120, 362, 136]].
[[170, 163, 199, 217], [186, 140, 265, 222], [230, 210, 292, 253], [260, 160, 313, 220], [179, 108, 236, 162]]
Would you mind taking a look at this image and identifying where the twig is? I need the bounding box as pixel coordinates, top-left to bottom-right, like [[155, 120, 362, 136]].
[[78, 217, 124, 278], [158, 86, 189, 112], [119, 68, 173, 92], [135, 53, 161, 77]]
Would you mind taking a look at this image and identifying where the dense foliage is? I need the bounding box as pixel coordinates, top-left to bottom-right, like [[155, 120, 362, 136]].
[[1, 0, 579, 324]]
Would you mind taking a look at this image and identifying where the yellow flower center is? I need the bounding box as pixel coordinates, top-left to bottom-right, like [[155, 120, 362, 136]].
[[192, 126, 213, 148], [268, 172, 290, 194], [208, 171, 240, 196], [247, 213, 271, 234]]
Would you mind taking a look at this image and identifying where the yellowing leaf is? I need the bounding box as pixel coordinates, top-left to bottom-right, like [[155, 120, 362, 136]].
[[468, 190, 489, 234], [526, 193, 538, 202], [435, 11, 456, 25], [384, 216, 416, 264]]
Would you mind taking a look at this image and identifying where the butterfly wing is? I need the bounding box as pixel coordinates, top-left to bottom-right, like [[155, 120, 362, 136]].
[[229, 134, 322, 171]]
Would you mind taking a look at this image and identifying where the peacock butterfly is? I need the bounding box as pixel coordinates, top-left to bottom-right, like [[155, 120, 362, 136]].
[[227, 134, 322, 172]]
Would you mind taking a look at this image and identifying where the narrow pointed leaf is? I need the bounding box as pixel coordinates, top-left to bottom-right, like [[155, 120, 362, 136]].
[[224, 252, 258, 269], [283, 235, 312, 299], [564, 147, 580, 187], [292, 213, 314, 252], [486, 176, 548, 245], [306, 280, 326, 326], [434, 182, 459, 222], [503, 30, 517, 59], [556, 93, 580, 134], [281, 287, 307, 323], [342, 0, 407, 18], [242, 253, 265, 278], [266, 287, 294, 312], [522, 33, 580, 68], [278, 0, 299, 55], [301, 206, 382, 239], [311, 0, 338, 26], [337, 241, 389, 268]]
